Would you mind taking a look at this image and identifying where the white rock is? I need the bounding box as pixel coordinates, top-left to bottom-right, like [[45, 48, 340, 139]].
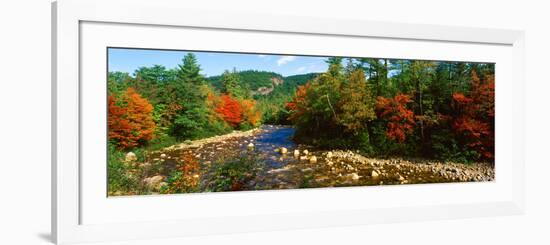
[[143, 175, 165, 191], [160, 153, 167, 159], [350, 173, 360, 180], [371, 170, 379, 178], [303, 149, 309, 155], [125, 152, 137, 162], [398, 175, 405, 181], [294, 149, 300, 157], [326, 151, 333, 158], [280, 147, 288, 154], [247, 143, 255, 150], [309, 156, 317, 163]]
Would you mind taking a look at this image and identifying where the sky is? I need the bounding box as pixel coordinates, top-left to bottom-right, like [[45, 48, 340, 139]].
[[108, 48, 330, 77]]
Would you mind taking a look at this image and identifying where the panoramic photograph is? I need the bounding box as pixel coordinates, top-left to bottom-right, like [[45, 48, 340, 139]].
[[107, 47, 495, 196]]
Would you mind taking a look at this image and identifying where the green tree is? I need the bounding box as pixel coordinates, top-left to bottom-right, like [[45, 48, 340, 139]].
[[134, 65, 177, 84], [221, 68, 249, 98], [338, 69, 376, 134], [170, 53, 211, 139]]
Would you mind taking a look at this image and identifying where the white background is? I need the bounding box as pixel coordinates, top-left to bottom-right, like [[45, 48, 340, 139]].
[[0, 0, 548, 244]]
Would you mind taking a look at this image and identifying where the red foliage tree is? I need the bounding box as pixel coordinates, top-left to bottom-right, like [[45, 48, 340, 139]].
[[215, 94, 243, 128], [108, 88, 156, 149], [286, 82, 311, 123], [451, 71, 495, 160], [376, 94, 415, 142]]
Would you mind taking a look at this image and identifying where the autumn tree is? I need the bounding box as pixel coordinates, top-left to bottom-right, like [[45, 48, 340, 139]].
[[108, 88, 155, 149], [338, 69, 376, 133], [288, 60, 377, 146], [241, 99, 262, 127], [215, 94, 243, 128], [286, 82, 311, 123], [376, 94, 415, 142], [451, 71, 495, 160], [108, 95, 132, 148]]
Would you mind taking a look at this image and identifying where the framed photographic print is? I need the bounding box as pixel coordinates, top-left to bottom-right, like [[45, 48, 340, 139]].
[[52, 0, 525, 244]]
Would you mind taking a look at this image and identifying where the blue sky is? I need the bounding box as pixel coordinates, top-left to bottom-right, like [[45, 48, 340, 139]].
[[108, 48, 329, 77]]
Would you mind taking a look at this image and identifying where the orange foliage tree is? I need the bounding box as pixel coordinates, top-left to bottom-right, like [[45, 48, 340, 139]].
[[451, 71, 495, 160], [108, 87, 156, 149], [108, 95, 132, 148], [286, 82, 311, 123], [376, 94, 415, 142], [241, 99, 261, 126], [215, 94, 243, 128]]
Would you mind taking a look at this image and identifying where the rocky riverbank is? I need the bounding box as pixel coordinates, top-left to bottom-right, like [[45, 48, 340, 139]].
[[246, 148, 494, 190], [121, 125, 495, 194]]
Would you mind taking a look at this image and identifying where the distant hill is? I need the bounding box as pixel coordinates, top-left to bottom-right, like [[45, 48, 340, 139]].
[[207, 70, 319, 97], [207, 70, 284, 92], [265, 73, 319, 98]]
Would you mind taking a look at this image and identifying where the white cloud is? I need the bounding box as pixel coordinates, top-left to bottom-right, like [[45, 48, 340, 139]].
[[277, 56, 296, 66], [297, 66, 306, 72], [257, 54, 267, 58]]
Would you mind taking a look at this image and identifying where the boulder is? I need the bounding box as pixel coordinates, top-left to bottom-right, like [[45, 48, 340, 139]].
[[143, 175, 165, 191], [326, 151, 333, 159], [309, 156, 317, 163], [293, 149, 300, 157], [300, 156, 308, 161], [247, 143, 255, 150], [280, 147, 288, 154], [303, 149, 309, 155], [125, 152, 137, 162], [350, 173, 360, 180], [160, 153, 167, 159], [371, 170, 379, 178]]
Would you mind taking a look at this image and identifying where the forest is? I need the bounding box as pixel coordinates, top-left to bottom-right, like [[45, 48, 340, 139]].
[[107, 51, 495, 196]]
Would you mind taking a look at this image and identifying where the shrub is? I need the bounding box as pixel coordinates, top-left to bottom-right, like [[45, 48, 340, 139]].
[[160, 153, 201, 194], [204, 155, 263, 192], [107, 143, 140, 195]]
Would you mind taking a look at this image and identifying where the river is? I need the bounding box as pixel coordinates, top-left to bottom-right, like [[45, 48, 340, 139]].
[[143, 125, 495, 194]]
